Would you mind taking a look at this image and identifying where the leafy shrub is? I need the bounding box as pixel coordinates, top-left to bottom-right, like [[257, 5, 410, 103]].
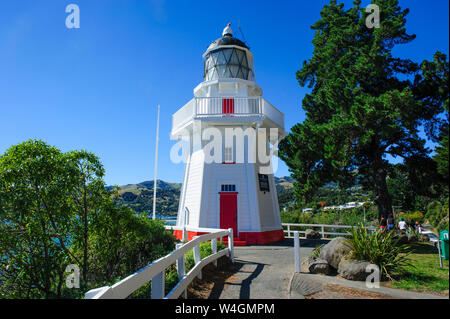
[[426, 199, 449, 233], [408, 211, 425, 223], [346, 226, 411, 280], [185, 241, 227, 272]]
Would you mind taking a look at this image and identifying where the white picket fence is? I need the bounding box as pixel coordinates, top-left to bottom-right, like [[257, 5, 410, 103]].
[[283, 223, 376, 239], [84, 227, 234, 299]]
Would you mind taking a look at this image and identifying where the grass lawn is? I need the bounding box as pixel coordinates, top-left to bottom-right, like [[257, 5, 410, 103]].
[[384, 242, 449, 294]]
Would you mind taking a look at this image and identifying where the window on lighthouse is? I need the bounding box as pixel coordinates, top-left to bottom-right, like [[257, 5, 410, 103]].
[[224, 146, 233, 163], [204, 48, 252, 81]]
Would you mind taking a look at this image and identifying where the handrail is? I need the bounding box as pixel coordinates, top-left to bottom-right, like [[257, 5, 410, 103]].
[[282, 223, 375, 240], [171, 96, 285, 135], [85, 228, 234, 299]]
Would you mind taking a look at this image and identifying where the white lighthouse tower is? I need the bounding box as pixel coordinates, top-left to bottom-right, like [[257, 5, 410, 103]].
[[171, 24, 286, 245]]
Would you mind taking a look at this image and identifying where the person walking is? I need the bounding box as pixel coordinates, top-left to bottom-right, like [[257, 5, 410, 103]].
[[387, 214, 395, 231], [398, 217, 408, 231], [379, 216, 387, 231]]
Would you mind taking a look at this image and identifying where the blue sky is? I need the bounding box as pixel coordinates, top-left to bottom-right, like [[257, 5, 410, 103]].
[[0, 0, 448, 186]]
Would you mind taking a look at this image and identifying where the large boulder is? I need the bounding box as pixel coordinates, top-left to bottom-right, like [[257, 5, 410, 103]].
[[338, 257, 375, 281], [305, 229, 321, 239], [319, 237, 352, 269], [300, 256, 331, 275]]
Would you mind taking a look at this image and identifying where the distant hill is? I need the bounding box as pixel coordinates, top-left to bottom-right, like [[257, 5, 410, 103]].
[[115, 180, 182, 216], [112, 176, 296, 216]]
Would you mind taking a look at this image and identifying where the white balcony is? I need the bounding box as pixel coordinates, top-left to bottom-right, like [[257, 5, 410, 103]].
[[171, 97, 285, 137]]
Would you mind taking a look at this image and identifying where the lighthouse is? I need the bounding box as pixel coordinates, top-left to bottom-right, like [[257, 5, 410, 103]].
[[170, 24, 286, 245]]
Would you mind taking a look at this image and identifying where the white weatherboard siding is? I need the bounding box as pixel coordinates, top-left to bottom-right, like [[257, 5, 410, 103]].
[[181, 150, 204, 227], [254, 161, 282, 232], [202, 163, 257, 233]]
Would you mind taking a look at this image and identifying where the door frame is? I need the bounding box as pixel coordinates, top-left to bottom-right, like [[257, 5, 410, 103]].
[[218, 187, 238, 236]]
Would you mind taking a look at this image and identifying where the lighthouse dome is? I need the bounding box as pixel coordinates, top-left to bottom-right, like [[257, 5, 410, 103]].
[[203, 24, 253, 82]]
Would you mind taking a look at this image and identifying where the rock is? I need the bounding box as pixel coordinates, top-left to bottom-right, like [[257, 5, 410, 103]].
[[300, 256, 330, 275], [309, 258, 330, 275], [319, 237, 352, 269], [305, 229, 321, 239], [338, 258, 374, 281], [300, 256, 315, 273]]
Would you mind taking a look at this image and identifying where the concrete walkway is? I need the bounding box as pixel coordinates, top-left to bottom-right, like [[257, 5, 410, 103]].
[[209, 238, 448, 299], [212, 239, 316, 299]]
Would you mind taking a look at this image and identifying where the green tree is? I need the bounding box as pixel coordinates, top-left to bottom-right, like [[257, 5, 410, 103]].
[[279, 0, 449, 219], [0, 140, 175, 298], [65, 150, 107, 288], [0, 140, 74, 298]]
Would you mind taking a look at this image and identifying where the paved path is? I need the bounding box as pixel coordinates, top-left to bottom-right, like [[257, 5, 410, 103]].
[[209, 238, 447, 299], [212, 239, 316, 299]]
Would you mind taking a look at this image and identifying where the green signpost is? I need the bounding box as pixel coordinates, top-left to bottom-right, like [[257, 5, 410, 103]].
[[440, 230, 449, 261]]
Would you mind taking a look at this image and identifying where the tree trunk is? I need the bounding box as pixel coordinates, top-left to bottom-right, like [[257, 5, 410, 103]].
[[373, 162, 393, 220]]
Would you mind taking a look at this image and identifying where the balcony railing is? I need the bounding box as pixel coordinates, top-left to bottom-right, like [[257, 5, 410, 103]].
[[172, 97, 284, 134]]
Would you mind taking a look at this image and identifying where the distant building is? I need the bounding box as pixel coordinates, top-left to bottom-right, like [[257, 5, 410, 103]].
[[323, 201, 365, 211]]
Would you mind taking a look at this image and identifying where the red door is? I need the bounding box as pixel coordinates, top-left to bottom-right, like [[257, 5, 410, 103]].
[[219, 192, 238, 236], [222, 98, 235, 114]]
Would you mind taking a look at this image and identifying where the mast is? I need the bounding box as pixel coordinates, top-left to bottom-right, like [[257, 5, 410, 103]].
[[152, 105, 160, 220]]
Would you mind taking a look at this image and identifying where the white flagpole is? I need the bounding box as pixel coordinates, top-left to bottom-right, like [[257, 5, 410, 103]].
[[152, 105, 160, 220]]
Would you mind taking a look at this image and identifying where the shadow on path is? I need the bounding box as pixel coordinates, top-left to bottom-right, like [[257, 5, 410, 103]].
[[208, 259, 267, 299]]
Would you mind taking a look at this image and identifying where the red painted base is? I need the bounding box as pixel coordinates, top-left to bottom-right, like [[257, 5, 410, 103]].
[[238, 229, 285, 245], [173, 229, 285, 246]]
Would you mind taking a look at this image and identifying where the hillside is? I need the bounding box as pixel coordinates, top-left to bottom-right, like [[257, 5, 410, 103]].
[[114, 177, 295, 216]]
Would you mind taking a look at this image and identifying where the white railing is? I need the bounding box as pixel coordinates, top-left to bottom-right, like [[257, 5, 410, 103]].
[[261, 98, 284, 129], [172, 98, 196, 133], [195, 97, 261, 116], [283, 223, 376, 239], [171, 97, 285, 134], [85, 227, 234, 299]]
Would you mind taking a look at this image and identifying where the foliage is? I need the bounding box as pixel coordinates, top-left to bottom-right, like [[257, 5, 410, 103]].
[[0, 140, 176, 299], [185, 241, 227, 272], [426, 198, 450, 233], [87, 209, 175, 287], [387, 163, 446, 212], [346, 226, 411, 279], [278, 0, 449, 219], [281, 206, 378, 227], [312, 245, 322, 258]]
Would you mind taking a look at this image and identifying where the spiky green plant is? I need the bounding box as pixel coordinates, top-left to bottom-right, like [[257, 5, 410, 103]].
[[346, 225, 412, 280]]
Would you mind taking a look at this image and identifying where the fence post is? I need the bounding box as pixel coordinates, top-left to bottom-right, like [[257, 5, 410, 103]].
[[321, 225, 325, 239], [182, 226, 187, 242], [228, 228, 234, 263], [211, 238, 218, 267], [175, 243, 187, 298], [287, 224, 291, 238], [151, 271, 165, 299], [193, 237, 202, 280], [437, 240, 443, 268], [294, 231, 300, 273]]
